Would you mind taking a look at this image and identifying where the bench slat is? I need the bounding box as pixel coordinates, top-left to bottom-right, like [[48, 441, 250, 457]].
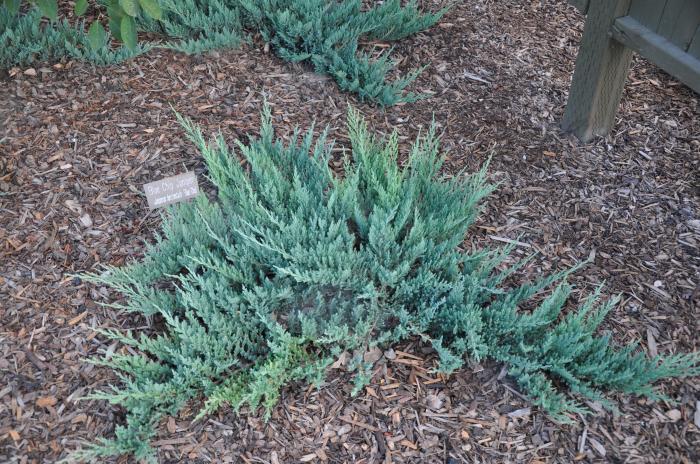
[[612, 15, 700, 93]]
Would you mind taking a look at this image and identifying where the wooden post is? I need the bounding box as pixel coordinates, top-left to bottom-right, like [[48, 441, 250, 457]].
[[562, 0, 633, 142]]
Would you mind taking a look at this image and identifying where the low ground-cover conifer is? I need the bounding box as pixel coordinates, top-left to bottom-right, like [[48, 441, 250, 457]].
[[74, 106, 699, 462]]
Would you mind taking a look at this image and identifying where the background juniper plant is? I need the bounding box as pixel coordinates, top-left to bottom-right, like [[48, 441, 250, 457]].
[[230, 0, 448, 104], [0, 7, 150, 68], [144, 0, 448, 104], [1, 0, 446, 104], [74, 106, 699, 462]]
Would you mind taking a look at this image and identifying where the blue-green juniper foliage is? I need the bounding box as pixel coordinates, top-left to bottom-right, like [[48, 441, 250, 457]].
[[0, 7, 149, 68], [76, 107, 699, 462], [1, 0, 447, 105]]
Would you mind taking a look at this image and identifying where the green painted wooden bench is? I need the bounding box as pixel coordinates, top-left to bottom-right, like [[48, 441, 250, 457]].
[[564, 0, 700, 141]]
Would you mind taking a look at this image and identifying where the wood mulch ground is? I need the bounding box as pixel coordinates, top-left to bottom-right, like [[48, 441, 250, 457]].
[[1, 1, 698, 463]]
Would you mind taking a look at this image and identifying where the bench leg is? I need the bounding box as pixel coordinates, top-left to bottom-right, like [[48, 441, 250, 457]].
[[562, 0, 634, 142]]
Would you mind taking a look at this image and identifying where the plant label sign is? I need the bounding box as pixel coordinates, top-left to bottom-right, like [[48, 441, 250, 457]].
[[144, 171, 199, 209]]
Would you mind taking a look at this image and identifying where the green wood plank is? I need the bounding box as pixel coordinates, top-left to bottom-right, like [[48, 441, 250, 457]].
[[562, 0, 634, 141], [657, 0, 686, 38], [688, 25, 700, 58], [569, 0, 590, 14], [628, 0, 667, 30], [668, 1, 700, 51], [613, 15, 700, 93]]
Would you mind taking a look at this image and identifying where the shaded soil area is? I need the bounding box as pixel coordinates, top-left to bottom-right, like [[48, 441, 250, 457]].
[[1, 1, 698, 463]]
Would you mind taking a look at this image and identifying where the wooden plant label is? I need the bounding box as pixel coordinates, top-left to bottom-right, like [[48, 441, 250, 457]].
[[144, 171, 199, 209]]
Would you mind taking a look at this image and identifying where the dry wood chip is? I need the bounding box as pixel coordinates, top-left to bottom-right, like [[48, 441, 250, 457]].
[[36, 396, 58, 408], [488, 235, 532, 248], [0, 386, 13, 400], [363, 347, 383, 364], [68, 311, 88, 326], [578, 428, 587, 454], [391, 358, 422, 366], [315, 448, 328, 461], [646, 328, 658, 358], [394, 350, 423, 360], [391, 411, 401, 427], [498, 415, 507, 429], [400, 439, 418, 450], [79, 214, 93, 228], [425, 394, 443, 410], [330, 351, 348, 369], [380, 383, 401, 391], [338, 417, 380, 432], [507, 408, 531, 418], [589, 437, 606, 457], [70, 414, 87, 424], [666, 409, 682, 422], [151, 437, 193, 446]]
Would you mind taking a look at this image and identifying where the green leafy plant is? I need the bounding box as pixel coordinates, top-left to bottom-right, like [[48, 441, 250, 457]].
[[72, 106, 699, 462], [102, 0, 163, 48], [0, 0, 163, 49]]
